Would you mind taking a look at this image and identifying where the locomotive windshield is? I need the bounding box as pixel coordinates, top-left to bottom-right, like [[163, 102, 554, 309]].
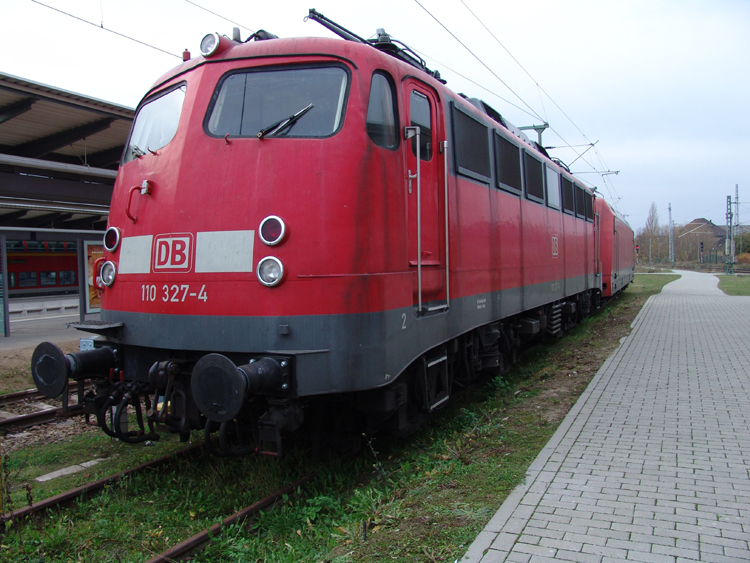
[[206, 66, 349, 138], [124, 84, 186, 164]]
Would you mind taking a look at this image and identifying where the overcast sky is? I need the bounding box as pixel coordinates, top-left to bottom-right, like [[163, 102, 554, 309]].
[[2, 0, 748, 231]]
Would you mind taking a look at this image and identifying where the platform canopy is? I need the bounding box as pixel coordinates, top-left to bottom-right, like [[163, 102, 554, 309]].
[[0, 72, 133, 233]]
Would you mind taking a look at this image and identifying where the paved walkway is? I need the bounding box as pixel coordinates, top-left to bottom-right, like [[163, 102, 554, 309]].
[[461, 270, 750, 562]]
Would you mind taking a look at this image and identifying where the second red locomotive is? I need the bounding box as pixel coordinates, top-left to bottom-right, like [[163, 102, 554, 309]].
[[31, 11, 634, 455]]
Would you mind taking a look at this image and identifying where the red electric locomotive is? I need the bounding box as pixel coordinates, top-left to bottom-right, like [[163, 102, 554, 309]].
[[31, 11, 634, 455], [595, 199, 635, 297]]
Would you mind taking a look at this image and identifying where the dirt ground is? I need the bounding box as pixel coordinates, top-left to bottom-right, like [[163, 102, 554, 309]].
[[0, 340, 95, 454], [537, 307, 634, 424], [0, 340, 81, 394], [2, 416, 98, 455]]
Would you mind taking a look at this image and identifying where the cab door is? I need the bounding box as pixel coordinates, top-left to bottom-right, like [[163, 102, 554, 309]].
[[403, 81, 446, 314], [614, 219, 620, 278]]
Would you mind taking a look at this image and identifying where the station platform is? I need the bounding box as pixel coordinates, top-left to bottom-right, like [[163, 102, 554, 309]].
[[462, 270, 750, 562], [0, 296, 97, 351], [7, 295, 80, 319]]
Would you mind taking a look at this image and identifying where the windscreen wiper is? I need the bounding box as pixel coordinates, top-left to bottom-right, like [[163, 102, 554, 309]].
[[257, 103, 314, 139]]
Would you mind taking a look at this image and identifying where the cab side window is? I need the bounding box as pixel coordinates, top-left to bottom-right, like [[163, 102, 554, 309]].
[[366, 72, 399, 149], [410, 91, 432, 161]]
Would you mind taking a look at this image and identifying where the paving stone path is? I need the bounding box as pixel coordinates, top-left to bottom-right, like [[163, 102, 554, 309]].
[[461, 270, 750, 562]]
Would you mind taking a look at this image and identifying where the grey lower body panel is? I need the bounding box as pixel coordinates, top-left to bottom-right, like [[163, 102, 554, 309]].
[[610, 268, 634, 293], [102, 274, 591, 396]]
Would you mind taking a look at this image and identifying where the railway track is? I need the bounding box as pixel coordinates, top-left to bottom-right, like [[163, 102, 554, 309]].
[[0, 388, 48, 407], [144, 472, 317, 563], [3, 448, 316, 563], [0, 405, 82, 432], [0, 384, 89, 432], [0, 443, 204, 528]]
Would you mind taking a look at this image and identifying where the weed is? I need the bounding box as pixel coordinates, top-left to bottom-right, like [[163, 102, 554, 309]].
[[364, 434, 386, 481], [2, 450, 13, 515], [483, 373, 509, 398], [23, 482, 34, 510]]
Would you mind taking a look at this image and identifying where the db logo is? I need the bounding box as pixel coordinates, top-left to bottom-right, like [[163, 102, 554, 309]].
[[153, 233, 193, 272]]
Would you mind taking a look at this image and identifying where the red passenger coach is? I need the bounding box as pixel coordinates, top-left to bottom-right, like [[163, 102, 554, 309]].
[[5, 241, 78, 297], [30, 11, 634, 455]]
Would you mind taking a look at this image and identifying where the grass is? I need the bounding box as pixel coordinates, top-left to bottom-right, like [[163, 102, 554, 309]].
[[0, 368, 35, 395], [0, 340, 83, 395], [2, 425, 199, 512], [0, 274, 677, 562], [717, 274, 750, 296]]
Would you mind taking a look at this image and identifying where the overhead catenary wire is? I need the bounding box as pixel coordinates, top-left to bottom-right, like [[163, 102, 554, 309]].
[[459, 0, 592, 147], [567, 140, 598, 167], [433, 0, 623, 206], [182, 0, 254, 33], [29, 0, 181, 59], [674, 203, 724, 226], [409, 47, 540, 121], [412, 1, 582, 163], [411, 0, 546, 125], [413, 0, 621, 204]]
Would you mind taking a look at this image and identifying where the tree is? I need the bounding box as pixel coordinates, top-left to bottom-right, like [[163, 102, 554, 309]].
[[644, 202, 659, 236], [735, 232, 750, 260], [636, 202, 668, 263]]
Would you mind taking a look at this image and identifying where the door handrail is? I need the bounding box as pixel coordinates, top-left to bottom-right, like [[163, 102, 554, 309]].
[[441, 140, 450, 309], [404, 126, 422, 313]]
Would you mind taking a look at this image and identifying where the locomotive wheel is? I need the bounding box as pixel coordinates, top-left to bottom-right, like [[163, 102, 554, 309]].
[[565, 302, 578, 330]]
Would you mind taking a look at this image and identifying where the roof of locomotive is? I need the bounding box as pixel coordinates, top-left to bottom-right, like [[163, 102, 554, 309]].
[[613, 208, 633, 230], [141, 29, 597, 199], [598, 196, 633, 231], [145, 35, 428, 102]]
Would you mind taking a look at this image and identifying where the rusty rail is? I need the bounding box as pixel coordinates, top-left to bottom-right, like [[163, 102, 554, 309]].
[[144, 472, 317, 563], [0, 383, 93, 432], [1, 444, 203, 528], [0, 405, 84, 432], [0, 388, 43, 407]]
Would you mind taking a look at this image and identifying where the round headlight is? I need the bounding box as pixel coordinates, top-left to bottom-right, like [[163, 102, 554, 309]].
[[100, 261, 117, 287], [256, 257, 284, 287], [103, 226, 121, 252], [200, 33, 220, 56], [259, 215, 286, 246]]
